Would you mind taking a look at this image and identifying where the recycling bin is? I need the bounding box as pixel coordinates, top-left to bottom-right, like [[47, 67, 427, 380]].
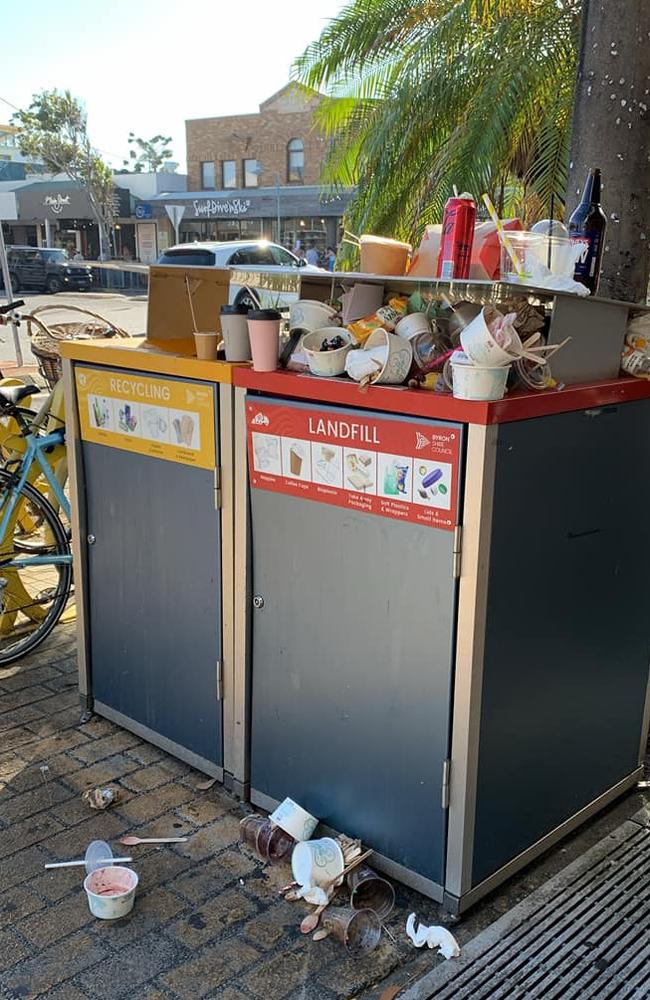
[[62, 338, 239, 781]]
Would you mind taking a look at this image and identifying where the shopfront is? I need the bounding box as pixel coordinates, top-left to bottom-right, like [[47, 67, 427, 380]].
[[150, 186, 353, 258]]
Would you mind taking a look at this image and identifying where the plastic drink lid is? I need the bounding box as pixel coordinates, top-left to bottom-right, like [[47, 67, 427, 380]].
[[85, 840, 114, 874]]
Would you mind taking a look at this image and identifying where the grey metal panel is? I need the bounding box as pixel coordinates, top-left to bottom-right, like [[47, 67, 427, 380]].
[[250, 444, 460, 883], [472, 401, 650, 886], [83, 441, 223, 766]]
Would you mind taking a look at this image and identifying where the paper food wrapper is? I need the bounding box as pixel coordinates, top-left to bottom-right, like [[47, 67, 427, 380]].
[[408, 225, 442, 278]]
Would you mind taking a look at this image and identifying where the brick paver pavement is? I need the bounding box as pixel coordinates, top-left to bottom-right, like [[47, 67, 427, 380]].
[[3, 624, 648, 999], [0, 624, 443, 1000]]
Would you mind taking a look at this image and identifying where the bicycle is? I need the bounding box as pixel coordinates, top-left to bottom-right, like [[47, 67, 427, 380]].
[[0, 382, 73, 665]]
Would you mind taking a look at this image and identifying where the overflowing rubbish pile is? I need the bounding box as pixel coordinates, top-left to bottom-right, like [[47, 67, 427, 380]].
[[240, 797, 459, 960]]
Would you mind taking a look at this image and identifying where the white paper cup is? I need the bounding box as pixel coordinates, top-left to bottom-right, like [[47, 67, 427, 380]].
[[269, 797, 318, 842], [290, 299, 339, 333], [395, 313, 431, 341], [364, 329, 413, 385], [84, 866, 138, 920], [194, 331, 219, 361], [451, 362, 510, 401], [292, 837, 345, 888], [302, 329, 354, 377], [460, 308, 522, 367]]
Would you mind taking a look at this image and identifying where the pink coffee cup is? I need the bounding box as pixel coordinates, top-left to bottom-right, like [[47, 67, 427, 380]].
[[247, 310, 281, 372]]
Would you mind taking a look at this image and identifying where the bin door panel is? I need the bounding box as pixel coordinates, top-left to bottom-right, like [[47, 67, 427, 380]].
[[83, 442, 222, 767], [249, 403, 462, 886]]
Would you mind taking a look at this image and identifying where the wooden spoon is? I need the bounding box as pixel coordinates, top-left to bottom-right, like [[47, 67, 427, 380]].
[[118, 836, 188, 846]]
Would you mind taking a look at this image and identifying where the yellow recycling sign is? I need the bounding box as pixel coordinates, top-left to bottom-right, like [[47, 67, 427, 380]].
[[75, 366, 216, 470]]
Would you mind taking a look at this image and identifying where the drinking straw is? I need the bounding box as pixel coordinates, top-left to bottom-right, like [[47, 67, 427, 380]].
[[184, 275, 199, 334], [481, 193, 526, 280]]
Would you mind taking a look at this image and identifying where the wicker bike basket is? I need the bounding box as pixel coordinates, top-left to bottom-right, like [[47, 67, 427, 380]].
[[24, 305, 130, 389]]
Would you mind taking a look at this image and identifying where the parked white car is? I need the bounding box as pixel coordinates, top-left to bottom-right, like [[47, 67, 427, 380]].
[[156, 240, 324, 310]]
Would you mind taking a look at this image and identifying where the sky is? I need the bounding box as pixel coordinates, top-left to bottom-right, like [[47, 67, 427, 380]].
[[0, 0, 347, 173]]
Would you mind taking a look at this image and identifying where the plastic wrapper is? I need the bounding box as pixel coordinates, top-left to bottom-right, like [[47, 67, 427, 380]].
[[621, 332, 650, 379], [348, 297, 408, 344]]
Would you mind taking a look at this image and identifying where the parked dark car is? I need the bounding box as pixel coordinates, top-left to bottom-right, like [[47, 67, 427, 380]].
[[2, 246, 93, 294]]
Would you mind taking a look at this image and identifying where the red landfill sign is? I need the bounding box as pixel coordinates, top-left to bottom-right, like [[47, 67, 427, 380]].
[[246, 401, 459, 530]]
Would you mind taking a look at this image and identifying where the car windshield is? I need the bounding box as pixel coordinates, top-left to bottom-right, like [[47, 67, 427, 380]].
[[41, 250, 68, 263]]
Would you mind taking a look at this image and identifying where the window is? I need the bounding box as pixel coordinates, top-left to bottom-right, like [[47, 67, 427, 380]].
[[159, 248, 216, 267], [222, 160, 236, 189], [269, 245, 299, 267], [200, 161, 215, 189], [228, 245, 274, 266], [243, 159, 259, 188], [287, 139, 304, 183]]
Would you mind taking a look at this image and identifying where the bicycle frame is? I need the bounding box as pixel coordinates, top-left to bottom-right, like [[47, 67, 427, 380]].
[[0, 428, 72, 570]]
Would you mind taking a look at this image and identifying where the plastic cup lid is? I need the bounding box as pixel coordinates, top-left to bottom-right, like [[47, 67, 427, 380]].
[[85, 840, 114, 874]]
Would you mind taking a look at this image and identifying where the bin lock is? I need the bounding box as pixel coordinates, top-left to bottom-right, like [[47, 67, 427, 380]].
[[253, 595, 264, 610]]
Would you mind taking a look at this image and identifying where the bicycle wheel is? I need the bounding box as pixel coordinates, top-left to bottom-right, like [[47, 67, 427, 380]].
[[0, 471, 73, 665]]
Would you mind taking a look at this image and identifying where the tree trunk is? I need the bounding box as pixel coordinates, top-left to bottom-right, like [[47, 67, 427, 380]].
[[567, 0, 650, 301]]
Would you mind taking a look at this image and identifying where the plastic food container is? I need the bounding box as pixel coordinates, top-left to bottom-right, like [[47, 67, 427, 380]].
[[302, 329, 354, 377], [84, 865, 138, 920]]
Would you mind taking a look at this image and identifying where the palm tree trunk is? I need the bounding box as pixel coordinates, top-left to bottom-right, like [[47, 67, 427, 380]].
[[567, 0, 650, 301]]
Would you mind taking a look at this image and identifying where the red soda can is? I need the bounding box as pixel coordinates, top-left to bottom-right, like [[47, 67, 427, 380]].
[[436, 195, 476, 280]]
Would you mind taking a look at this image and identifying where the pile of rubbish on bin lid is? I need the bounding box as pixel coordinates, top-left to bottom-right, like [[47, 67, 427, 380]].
[[239, 796, 460, 960]]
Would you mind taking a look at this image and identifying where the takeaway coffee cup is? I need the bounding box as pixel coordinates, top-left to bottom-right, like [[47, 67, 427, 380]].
[[247, 309, 281, 372], [270, 797, 318, 841], [291, 837, 344, 888], [220, 304, 251, 362], [194, 331, 219, 361]]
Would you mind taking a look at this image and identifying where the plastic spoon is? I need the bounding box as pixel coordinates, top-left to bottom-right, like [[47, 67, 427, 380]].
[[119, 836, 188, 846]]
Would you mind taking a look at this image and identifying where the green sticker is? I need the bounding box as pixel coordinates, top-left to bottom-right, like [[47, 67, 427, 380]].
[[438, 484, 448, 494]]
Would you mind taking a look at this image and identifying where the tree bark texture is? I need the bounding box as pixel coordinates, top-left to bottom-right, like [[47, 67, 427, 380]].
[[567, 0, 650, 301]]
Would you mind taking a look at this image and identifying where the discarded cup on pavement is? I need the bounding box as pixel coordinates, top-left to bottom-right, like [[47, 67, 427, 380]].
[[84, 865, 139, 920], [291, 836, 344, 888], [320, 906, 382, 956], [270, 797, 318, 842], [239, 814, 293, 863], [348, 864, 395, 920]]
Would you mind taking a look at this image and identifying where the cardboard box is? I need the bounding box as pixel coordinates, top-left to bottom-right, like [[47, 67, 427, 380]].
[[146, 265, 231, 353]]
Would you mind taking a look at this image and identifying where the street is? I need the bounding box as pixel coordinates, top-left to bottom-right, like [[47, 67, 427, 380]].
[[0, 291, 148, 366]]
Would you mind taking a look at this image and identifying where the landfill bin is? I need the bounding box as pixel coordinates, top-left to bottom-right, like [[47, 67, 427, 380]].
[[234, 366, 650, 912]]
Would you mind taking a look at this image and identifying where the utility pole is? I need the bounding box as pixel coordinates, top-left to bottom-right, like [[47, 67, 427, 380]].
[[567, 0, 650, 301]]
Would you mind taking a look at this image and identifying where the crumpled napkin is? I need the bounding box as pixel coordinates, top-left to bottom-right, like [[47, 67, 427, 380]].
[[345, 343, 388, 381], [406, 913, 461, 959]]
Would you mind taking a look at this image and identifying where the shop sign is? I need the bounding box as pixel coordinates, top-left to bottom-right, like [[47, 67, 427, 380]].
[[76, 366, 216, 470], [246, 401, 460, 530], [192, 198, 251, 218], [43, 193, 71, 215], [135, 203, 153, 219]]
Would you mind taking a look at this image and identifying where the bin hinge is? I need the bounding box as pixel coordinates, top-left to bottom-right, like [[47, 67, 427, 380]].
[[216, 659, 223, 701], [442, 759, 451, 809], [452, 525, 463, 579], [214, 466, 222, 510]]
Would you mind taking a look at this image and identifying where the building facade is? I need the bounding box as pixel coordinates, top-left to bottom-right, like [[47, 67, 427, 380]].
[[156, 83, 353, 256]]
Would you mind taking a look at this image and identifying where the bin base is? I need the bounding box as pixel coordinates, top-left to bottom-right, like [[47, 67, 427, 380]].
[[250, 787, 444, 902], [94, 701, 223, 780]]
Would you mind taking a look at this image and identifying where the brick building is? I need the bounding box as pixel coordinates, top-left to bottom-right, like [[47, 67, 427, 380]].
[[149, 83, 353, 256]]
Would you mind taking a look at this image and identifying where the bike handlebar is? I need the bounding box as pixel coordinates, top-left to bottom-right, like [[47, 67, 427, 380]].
[[0, 300, 24, 315]]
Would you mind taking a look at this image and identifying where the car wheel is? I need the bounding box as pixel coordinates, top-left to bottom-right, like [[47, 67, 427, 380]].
[[235, 289, 259, 312], [46, 275, 62, 294]]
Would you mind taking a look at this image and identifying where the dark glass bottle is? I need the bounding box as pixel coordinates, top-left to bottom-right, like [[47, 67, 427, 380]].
[[568, 168, 607, 295]]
